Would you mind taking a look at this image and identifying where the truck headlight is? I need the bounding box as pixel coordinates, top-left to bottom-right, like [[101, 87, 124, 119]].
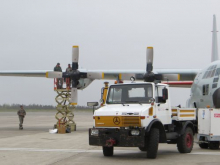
[[91, 129, 99, 136], [131, 129, 140, 136]]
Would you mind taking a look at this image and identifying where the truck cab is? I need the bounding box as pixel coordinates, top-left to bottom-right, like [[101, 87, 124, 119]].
[[103, 82, 171, 125]]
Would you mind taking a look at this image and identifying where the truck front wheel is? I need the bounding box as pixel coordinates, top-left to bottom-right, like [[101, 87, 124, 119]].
[[103, 146, 114, 156], [146, 128, 159, 159], [177, 127, 194, 153]]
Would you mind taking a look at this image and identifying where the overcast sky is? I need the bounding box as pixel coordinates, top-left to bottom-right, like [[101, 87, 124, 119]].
[[0, 0, 220, 107]]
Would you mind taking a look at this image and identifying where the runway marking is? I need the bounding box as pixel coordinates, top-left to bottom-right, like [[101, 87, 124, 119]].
[[0, 148, 139, 153], [190, 152, 220, 156], [0, 148, 220, 156]]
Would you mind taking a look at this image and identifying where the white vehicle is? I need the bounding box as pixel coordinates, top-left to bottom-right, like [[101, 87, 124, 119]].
[[197, 108, 220, 149], [89, 82, 197, 159]]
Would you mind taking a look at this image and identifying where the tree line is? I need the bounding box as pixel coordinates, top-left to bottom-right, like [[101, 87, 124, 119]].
[[0, 104, 92, 110]]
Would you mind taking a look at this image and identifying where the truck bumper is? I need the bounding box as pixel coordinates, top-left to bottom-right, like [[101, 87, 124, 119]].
[[89, 128, 145, 147]]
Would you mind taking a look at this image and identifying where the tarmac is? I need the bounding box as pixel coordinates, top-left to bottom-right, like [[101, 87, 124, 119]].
[[0, 111, 220, 165]]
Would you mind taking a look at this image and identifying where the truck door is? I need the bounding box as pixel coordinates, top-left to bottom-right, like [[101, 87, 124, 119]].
[[155, 85, 172, 124]]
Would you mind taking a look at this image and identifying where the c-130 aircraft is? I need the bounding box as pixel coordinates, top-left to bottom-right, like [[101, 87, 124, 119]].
[[0, 15, 219, 109]]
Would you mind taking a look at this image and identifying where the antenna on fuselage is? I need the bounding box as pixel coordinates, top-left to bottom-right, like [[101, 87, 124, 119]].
[[211, 15, 219, 62]]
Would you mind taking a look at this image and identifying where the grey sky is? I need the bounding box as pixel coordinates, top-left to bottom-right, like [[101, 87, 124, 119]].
[[0, 0, 219, 106]]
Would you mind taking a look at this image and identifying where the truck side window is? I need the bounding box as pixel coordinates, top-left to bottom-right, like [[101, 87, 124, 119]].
[[155, 86, 166, 103]]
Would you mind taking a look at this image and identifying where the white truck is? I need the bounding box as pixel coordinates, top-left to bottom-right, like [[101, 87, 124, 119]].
[[197, 108, 220, 149], [89, 82, 197, 159]]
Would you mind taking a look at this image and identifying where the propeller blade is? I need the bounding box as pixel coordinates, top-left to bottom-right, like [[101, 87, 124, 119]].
[[72, 46, 79, 70], [46, 72, 63, 78], [70, 88, 78, 105], [87, 72, 103, 79], [146, 47, 153, 72]]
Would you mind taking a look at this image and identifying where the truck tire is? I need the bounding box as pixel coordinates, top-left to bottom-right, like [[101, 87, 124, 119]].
[[146, 128, 159, 159], [177, 127, 194, 153], [103, 146, 114, 156], [199, 143, 209, 149], [209, 141, 219, 150]]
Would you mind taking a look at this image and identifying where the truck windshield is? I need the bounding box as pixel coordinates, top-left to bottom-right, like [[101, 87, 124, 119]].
[[106, 84, 153, 104]]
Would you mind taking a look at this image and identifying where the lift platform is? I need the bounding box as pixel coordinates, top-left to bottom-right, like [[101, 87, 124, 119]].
[[53, 78, 76, 132]]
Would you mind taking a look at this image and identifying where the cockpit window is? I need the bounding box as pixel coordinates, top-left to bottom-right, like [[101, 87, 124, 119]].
[[202, 65, 217, 79], [106, 84, 153, 104], [215, 68, 220, 76]]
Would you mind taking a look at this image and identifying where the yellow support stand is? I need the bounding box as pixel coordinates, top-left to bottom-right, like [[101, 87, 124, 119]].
[[54, 89, 76, 132], [101, 82, 109, 106]]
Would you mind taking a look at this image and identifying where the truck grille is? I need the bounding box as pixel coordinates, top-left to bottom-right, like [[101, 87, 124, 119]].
[[122, 116, 140, 127], [95, 116, 141, 127]]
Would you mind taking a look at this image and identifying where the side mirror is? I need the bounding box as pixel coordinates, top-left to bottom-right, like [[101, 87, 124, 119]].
[[162, 87, 168, 100], [87, 102, 99, 107]]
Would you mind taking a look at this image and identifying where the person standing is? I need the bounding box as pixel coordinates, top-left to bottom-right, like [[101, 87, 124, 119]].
[[17, 105, 26, 130], [66, 64, 72, 73], [65, 64, 72, 89], [54, 63, 63, 89]]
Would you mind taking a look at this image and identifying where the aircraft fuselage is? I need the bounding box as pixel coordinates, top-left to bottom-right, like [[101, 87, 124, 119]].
[[188, 60, 220, 108]]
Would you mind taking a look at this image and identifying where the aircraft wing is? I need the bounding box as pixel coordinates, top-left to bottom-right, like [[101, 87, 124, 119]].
[[0, 68, 200, 81], [89, 68, 200, 81], [0, 70, 50, 77]]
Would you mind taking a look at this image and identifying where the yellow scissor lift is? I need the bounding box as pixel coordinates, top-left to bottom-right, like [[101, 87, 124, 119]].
[[54, 78, 76, 132]]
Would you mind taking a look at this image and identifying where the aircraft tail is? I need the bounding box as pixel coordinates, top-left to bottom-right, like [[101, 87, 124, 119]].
[[211, 15, 219, 62]]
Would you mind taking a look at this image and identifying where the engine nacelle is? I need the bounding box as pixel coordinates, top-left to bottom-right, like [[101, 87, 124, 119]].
[[77, 78, 94, 90]]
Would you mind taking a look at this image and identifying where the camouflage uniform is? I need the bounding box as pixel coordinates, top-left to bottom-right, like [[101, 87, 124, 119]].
[[66, 67, 72, 73], [54, 66, 62, 72], [54, 64, 63, 89], [17, 108, 26, 129], [65, 66, 72, 88]]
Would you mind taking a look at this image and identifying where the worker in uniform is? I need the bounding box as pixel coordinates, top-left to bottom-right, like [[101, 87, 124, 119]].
[[54, 63, 63, 89], [17, 105, 26, 130], [65, 64, 72, 89]]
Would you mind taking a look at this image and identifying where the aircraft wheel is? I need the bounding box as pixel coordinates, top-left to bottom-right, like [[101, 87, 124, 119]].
[[199, 143, 209, 149], [209, 141, 219, 150]]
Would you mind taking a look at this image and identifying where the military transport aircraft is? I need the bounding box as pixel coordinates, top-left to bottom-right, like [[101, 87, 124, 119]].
[[0, 15, 219, 109]]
